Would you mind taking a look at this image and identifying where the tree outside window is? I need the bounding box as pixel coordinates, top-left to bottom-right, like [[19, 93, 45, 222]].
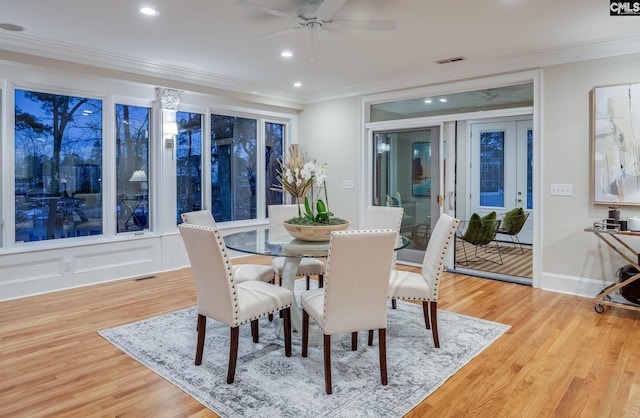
[[479, 131, 505, 207], [210, 116, 284, 222], [14, 89, 103, 242], [265, 122, 284, 215], [211, 115, 257, 222], [176, 111, 203, 223], [115, 104, 150, 232]]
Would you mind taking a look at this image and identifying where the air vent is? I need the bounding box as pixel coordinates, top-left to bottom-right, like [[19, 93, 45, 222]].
[[435, 56, 466, 64]]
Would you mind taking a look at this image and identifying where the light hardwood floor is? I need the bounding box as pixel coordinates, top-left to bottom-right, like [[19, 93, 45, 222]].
[[2, 256, 640, 417]]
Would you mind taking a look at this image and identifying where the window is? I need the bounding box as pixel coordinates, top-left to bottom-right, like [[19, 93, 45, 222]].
[[479, 131, 505, 207], [176, 111, 203, 223], [14, 89, 103, 242], [211, 114, 257, 222], [265, 122, 285, 215], [210, 115, 285, 222], [115, 104, 150, 232]]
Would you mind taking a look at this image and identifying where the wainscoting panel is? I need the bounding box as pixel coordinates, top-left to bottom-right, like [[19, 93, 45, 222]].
[[0, 237, 164, 301]]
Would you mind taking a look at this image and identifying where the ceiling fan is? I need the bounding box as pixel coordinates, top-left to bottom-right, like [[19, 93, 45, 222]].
[[237, 0, 398, 38]]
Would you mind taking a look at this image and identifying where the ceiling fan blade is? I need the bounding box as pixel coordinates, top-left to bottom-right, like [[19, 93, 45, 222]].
[[258, 26, 303, 38], [236, 0, 298, 20], [313, 0, 347, 21], [329, 19, 398, 30], [315, 29, 338, 51]]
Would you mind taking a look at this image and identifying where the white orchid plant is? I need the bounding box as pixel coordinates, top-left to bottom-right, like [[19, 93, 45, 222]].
[[274, 145, 346, 225]]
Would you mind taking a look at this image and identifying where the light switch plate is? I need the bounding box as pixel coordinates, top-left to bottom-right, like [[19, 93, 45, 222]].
[[342, 180, 354, 189], [550, 183, 573, 196]]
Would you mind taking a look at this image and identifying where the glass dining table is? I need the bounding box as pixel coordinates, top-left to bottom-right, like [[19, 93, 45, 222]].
[[223, 226, 410, 333]]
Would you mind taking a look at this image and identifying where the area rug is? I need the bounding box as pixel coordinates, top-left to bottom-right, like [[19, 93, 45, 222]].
[[99, 283, 510, 418]]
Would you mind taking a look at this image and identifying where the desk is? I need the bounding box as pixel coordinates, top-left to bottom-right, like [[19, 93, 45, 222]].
[[586, 226, 640, 313], [224, 226, 410, 332]]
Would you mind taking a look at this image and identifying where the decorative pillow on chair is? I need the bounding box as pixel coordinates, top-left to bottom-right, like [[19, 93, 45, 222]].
[[502, 207, 526, 235], [463, 211, 497, 245]]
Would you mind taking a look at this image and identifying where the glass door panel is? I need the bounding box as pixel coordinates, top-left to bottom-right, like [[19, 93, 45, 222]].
[[470, 119, 532, 244], [372, 127, 440, 263]]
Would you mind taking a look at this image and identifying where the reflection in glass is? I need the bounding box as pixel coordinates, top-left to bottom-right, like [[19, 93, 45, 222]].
[[176, 112, 203, 223], [527, 129, 533, 210], [14, 89, 103, 242], [115, 104, 149, 232], [211, 114, 257, 222], [265, 122, 284, 216], [479, 131, 505, 207], [372, 129, 436, 256]]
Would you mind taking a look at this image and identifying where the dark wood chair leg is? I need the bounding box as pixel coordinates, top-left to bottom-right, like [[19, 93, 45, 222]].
[[283, 307, 292, 357], [368, 330, 374, 346], [227, 326, 239, 384], [391, 298, 397, 309], [306, 276, 310, 290], [251, 319, 259, 343], [422, 301, 431, 330], [351, 332, 358, 351], [324, 334, 332, 394], [268, 312, 273, 322], [302, 309, 309, 357], [430, 301, 440, 348], [379, 328, 388, 386], [195, 314, 207, 365], [318, 274, 324, 288]]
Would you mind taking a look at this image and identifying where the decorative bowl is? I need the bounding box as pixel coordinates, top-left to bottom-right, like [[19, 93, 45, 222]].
[[282, 221, 350, 241]]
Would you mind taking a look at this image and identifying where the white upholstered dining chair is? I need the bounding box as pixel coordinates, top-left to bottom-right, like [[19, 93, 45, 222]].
[[181, 209, 275, 284], [363, 205, 405, 310], [300, 229, 397, 394], [387, 213, 459, 348], [269, 204, 326, 289], [178, 223, 293, 384]]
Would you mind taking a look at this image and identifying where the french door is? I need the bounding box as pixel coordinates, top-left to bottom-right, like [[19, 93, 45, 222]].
[[470, 118, 533, 244]]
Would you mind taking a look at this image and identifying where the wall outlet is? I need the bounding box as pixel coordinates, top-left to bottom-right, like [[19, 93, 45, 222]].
[[342, 180, 354, 189], [63, 259, 73, 272], [550, 183, 574, 196]]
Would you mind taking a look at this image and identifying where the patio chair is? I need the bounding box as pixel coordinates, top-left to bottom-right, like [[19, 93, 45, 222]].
[[495, 208, 529, 254], [455, 211, 503, 266]]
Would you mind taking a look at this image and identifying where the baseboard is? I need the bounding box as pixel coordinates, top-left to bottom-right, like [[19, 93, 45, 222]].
[[539, 272, 610, 299]]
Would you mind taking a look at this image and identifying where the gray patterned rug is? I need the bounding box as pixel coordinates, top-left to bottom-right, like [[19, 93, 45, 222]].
[[99, 283, 510, 418]]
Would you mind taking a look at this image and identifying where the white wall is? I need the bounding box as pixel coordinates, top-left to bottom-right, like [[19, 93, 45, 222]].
[[541, 53, 640, 295], [297, 97, 362, 226]]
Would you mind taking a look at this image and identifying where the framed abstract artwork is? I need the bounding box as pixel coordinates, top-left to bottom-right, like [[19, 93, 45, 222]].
[[592, 82, 640, 205], [412, 142, 431, 196]]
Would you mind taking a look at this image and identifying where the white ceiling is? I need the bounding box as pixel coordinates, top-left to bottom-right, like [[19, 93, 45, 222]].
[[1, 0, 639, 104]]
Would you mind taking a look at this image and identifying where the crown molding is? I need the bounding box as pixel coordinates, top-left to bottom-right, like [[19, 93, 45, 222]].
[[1, 32, 640, 106], [0, 32, 306, 106], [301, 33, 640, 103]]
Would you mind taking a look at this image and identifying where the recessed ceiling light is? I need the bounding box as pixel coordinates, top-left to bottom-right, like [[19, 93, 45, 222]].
[[424, 99, 432, 104], [0, 23, 25, 32], [293, 82, 302, 88], [439, 98, 447, 103], [281, 51, 293, 58], [140, 7, 159, 16]]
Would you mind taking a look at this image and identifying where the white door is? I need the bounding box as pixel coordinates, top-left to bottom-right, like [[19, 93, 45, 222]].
[[470, 119, 533, 244]]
